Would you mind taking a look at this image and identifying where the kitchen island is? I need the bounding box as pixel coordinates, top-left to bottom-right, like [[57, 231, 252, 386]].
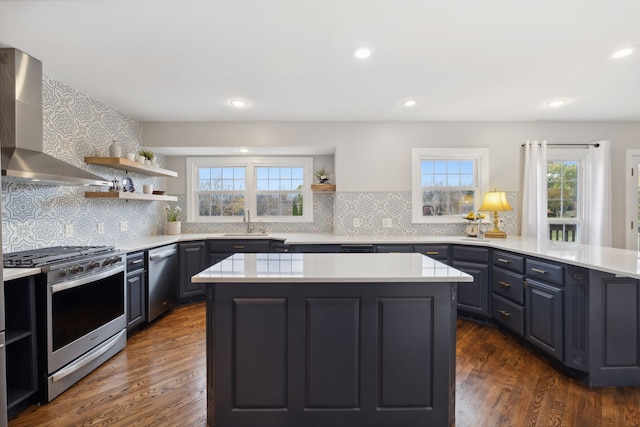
[[193, 252, 472, 427]]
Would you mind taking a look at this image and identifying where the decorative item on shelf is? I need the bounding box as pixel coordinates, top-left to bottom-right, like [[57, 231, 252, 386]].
[[311, 166, 336, 191], [138, 148, 154, 163], [110, 178, 120, 192], [463, 211, 486, 237], [121, 175, 135, 192], [143, 184, 153, 194], [166, 204, 182, 235], [478, 190, 512, 238], [109, 137, 121, 158], [125, 152, 136, 161], [314, 167, 331, 184]]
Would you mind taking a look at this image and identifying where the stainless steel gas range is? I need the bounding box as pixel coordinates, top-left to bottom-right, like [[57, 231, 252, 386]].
[[4, 246, 127, 402]]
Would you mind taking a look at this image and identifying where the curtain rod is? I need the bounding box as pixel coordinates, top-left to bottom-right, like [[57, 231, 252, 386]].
[[520, 142, 600, 148]]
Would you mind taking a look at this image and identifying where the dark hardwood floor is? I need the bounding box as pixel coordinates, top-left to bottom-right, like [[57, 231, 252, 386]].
[[9, 302, 640, 426]]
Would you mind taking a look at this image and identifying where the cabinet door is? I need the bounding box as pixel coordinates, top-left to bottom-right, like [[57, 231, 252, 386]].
[[126, 272, 146, 332], [525, 279, 563, 361], [179, 241, 208, 301], [452, 260, 489, 316]]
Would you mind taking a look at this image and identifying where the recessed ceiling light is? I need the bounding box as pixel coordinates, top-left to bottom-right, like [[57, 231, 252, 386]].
[[545, 99, 567, 108], [229, 99, 249, 108], [612, 47, 634, 59], [401, 99, 418, 107], [353, 47, 373, 59]]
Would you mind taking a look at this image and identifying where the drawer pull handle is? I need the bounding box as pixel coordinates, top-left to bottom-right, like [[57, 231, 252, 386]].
[[132, 259, 143, 264], [498, 309, 511, 318], [531, 268, 547, 274], [498, 281, 511, 288], [233, 245, 245, 249], [497, 258, 510, 263], [426, 251, 439, 255]]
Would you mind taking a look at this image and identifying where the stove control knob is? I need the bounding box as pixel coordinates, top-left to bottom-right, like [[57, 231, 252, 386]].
[[113, 255, 122, 263], [103, 258, 112, 266], [72, 265, 83, 273], [59, 267, 69, 277], [88, 261, 100, 270]]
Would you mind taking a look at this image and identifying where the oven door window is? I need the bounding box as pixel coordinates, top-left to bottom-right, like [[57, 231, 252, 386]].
[[51, 273, 125, 352]]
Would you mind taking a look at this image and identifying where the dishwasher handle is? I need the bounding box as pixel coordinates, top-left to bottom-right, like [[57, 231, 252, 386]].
[[149, 249, 177, 261]]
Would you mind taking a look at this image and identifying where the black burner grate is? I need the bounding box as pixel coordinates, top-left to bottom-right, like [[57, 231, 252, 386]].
[[3, 246, 115, 268]]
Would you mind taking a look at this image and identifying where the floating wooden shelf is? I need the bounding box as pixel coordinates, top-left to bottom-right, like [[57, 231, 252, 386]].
[[85, 157, 178, 178], [85, 191, 178, 202], [311, 184, 336, 191]]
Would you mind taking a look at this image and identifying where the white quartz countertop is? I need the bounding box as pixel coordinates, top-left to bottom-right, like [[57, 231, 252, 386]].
[[6, 233, 640, 282], [192, 252, 473, 283]]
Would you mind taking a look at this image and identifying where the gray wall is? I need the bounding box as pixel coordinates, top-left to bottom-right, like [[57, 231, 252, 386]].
[[144, 121, 640, 248]]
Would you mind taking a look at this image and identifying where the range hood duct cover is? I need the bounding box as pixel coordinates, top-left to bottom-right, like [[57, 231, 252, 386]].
[[0, 48, 111, 186]]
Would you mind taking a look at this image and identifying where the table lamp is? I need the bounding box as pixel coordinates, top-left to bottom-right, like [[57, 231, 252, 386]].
[[479, 191, 512, 238]]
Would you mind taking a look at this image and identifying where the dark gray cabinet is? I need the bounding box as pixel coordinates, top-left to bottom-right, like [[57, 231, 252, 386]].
[[178, 241, 207, 302], [491, 250, 525, 335], [413, 244, 450, 263], [208, 239, 274, 266], [525, 278, 563, 360], [4, 277, 38, 417], [207, 279, 457, 427], [452, 246, 490, 318], [126, 252, 146, 333], [288, 244, 341, 253], [524, 258, 564, 361]]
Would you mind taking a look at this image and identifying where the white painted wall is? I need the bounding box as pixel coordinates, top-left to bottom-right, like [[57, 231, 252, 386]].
[[144, 121, 640, 248]]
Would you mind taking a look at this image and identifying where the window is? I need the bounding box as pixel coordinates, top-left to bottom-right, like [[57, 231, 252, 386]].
[[411, 148, 489, 223], [547, 150, 585, 242], [187, 157, 313, 223]]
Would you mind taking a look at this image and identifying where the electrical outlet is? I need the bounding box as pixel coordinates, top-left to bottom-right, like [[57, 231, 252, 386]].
[[97, 222, 105, 234], [498, 219, 505, 228], [353, 218, 362, 228], [120, 221, 128, 232], [65, 224, 74, 238], [382, 218, 393, 228]]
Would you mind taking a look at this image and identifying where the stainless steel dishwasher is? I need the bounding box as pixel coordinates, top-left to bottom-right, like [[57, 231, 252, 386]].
[[147, 244, 178, 322]]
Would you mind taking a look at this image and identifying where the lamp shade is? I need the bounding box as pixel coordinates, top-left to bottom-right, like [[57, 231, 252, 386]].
[[479, 191, 512, 212]]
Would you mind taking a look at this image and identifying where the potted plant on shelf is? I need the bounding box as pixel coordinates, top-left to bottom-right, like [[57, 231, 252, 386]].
[[311, 167, 336, 191], [166, 204, 182, 235], [138, 149, 155, 165]]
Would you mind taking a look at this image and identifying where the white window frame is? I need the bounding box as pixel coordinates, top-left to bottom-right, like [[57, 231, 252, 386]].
[[186, 156, 314, 223], [411, 148, 489, 224], [546, 148, 586, 242]]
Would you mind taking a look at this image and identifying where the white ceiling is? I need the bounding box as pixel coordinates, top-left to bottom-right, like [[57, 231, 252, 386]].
[[1, 0, 639, 122]]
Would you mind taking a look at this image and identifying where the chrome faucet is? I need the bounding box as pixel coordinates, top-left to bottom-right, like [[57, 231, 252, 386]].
[[244, 209, 251, 233]]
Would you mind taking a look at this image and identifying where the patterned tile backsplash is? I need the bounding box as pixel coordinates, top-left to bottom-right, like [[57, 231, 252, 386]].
[[334, 191, 518, 236], [1, 75, 519, 253]]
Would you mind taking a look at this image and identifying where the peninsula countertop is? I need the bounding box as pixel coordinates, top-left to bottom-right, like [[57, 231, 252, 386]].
[[192, 252, 473, 283]]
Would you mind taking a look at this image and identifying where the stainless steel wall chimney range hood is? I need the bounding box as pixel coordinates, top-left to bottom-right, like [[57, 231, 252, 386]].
[[0, 48, 111, 186]]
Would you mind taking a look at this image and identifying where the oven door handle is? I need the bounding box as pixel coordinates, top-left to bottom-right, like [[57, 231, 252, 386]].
[[51, 329, 126, 383], [50, 264, 125, 294]]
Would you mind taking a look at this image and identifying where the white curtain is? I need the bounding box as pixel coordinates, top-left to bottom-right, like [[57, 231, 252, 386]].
[[521, 140, 548, 240], [584, 140, 612, 247]]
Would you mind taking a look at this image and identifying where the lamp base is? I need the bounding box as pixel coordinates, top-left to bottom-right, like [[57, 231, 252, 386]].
[[484, 229, 507, 238]]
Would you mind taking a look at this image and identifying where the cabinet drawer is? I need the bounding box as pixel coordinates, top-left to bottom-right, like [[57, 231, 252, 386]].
[[209, 240, 272, 253], [376, 244, 412, 253], [526, 259, 564, 286], [414, 245, 450, 261], [127, 251, 145, 273], [492, 267, 525, 305], [492, 250, 524, 273], [492, 294, 525, 336], [452, 245, 489, 263]]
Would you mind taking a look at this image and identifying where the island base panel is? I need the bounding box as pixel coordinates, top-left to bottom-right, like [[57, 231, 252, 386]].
[[206, 281, 457, 427]]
